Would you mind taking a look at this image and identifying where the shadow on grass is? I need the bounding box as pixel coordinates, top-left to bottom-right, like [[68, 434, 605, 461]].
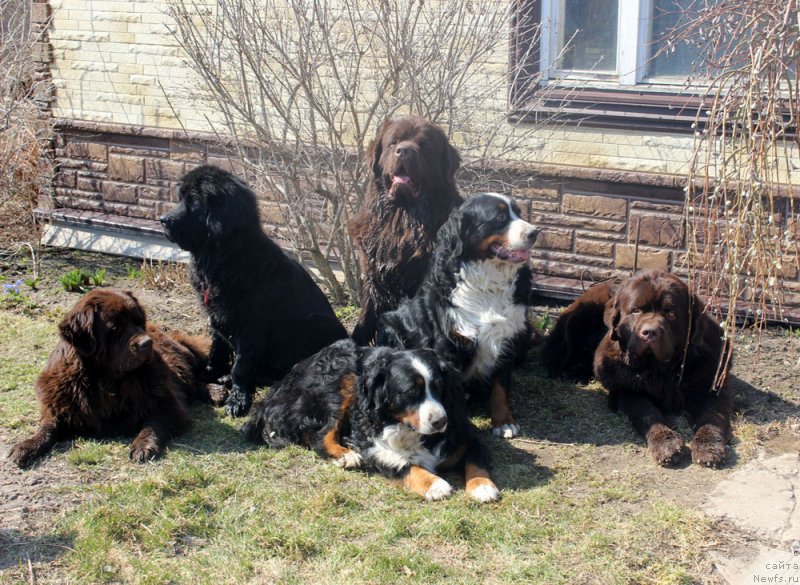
[[0, 529, 74, 571], [485, 436, 555, 491], [729, 374, 800, 425]]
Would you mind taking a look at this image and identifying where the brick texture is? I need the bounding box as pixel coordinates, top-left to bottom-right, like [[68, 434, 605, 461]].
[[50, 125, 800, 321]]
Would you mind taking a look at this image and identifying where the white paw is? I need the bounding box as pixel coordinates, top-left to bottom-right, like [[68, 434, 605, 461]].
[[469, 482, 500, 503], [424, 478, 453, 501], [492, 423, 520, 438], [334, 450, 363, 469]]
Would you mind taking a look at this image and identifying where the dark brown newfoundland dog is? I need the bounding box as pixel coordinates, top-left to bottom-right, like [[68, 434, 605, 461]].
[[348, 116, 463, 345], [8, 289, 212, 467], [542, 270, 733, 467]]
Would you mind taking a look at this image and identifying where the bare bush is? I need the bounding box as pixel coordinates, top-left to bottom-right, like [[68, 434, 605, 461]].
[[665, 0, 799, 341], [0, 0, 52, 250], [167, 0, 547, 303]]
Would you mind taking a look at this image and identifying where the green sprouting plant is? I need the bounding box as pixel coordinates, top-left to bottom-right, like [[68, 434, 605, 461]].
[[91, 269, 106, 286], [60, 268, 106, 293], [532, 313, 553, 333], [125, 264, 143, 279], [24, 277, 40, 291]]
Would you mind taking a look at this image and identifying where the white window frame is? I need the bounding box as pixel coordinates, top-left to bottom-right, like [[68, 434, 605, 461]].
[[539, 0, 690, 88]]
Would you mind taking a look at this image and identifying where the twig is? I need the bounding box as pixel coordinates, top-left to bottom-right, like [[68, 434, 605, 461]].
[[512, 438, 580, 447], [27, 557, 36, 585]]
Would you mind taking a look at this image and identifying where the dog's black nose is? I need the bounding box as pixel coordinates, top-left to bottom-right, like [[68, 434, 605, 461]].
[[526, 228, 539, 243], [395, 145, 412, 159], [431, 416, 447, 432], [135, 336, 153, 353], [159, 215, 169, 225]]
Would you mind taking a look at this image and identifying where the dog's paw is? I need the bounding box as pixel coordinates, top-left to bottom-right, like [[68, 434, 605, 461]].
[[467, 480, 500, 503], [225, 388, 252, 418], [647, 424, 685, 467], [424, 478, 454, 501], [8, 441, 37, 468], [691, 425, 727, 468], [334, 450, 363, 469], [205, 383, 230, 407], [492, 422, 520, 439], [129, 438, 162, 463]]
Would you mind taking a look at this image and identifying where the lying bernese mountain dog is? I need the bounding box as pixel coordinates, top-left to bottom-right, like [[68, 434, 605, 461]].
[[377, 193, 539, 438], [241, 339, 499, 502]]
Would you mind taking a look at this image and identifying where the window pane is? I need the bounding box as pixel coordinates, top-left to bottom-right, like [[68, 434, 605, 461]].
[[648, 0, 703, 78], [557, 0, 618, 73]]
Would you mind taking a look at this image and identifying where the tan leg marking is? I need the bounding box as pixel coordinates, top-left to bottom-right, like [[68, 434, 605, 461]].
[[321, 374, 359, 465], [403, 465, 453, 501], [490, 376, 519, 438], [465, 463, 500, 503]]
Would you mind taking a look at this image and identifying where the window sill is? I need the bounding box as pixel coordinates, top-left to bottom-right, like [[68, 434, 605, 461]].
[[509, 86, 708, 133]]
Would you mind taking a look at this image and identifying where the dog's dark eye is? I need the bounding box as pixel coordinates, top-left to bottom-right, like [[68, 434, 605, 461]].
[[665, 310, 677, 320], [630, 308, 642, 315], [495, 211, 508, 222]]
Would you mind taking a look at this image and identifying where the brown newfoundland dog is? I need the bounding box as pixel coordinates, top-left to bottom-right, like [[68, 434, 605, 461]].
[[348, 116, 463, 345], [8, 289, 212, 467], [542, 270, 733, 467]]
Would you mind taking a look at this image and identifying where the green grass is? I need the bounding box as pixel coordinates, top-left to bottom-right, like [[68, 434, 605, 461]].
[[1, 310, 715, 584]]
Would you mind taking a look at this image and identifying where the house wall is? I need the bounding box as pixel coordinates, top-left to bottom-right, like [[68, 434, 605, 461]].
[[40, 0, 800, 317]]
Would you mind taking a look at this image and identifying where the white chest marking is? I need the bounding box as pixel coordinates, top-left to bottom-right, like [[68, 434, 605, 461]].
[[365, 424, 445, 472], [448, 260, 527, 379]]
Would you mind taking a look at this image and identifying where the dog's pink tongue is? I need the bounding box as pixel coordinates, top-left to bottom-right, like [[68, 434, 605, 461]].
[[508, 249, 530, 262], [392, 175, 411, 185]]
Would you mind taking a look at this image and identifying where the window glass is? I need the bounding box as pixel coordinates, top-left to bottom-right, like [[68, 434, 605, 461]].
[[647, 0, 703, 78], [557, 0, 619, 73]]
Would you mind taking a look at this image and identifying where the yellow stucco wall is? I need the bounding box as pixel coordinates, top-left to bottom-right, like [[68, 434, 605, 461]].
[[48, 0, 797, 181]]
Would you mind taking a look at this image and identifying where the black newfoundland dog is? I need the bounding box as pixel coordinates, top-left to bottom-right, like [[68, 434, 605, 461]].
[[542, 270, 733, 467], [160, 165, 347, 417], [377, 193, 538, 438], [242, 338, 499, 502], [348, 116, 463, 345]]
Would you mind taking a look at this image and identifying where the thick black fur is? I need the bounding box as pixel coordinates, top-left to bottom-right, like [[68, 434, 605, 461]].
[[241, 339, 492, 492], [377, 193, 537, 436], [160, 165, 347, 417]]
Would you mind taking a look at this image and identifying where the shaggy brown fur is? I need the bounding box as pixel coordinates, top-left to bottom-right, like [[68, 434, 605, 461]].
[[539, 279, 620, 383], [594, 271, 734, 467], [348, 116, 463, 345], [8, 289, 212, 467], [543, 270, 734, 468]]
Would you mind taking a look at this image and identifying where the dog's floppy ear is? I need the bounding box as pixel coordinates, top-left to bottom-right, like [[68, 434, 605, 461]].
[[367, 121, 390, 178], [204, 173, 258, 238], [689, 293, 708, 346], [434, 207, 468, 262], [202, 178, 228, 237], [359, 348, 393, 411], [60, 300, 98, 356], [603, 295, 621, 342], [445, 141, 461, 184]]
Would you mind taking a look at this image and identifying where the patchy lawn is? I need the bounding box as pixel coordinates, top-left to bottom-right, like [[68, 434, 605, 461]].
[[1, 248, 798, 584]]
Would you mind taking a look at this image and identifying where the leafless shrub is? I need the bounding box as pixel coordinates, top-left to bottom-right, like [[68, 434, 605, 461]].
[[664, 1, 799, 343], [137, 258, 192, 292], [0, 0, 52, 250], [167, 0, 548, 303]]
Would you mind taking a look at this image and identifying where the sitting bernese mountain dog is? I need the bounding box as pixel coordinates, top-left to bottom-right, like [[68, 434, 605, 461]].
[[377, 193, 539, 438], [241, 339, 499, 502]]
